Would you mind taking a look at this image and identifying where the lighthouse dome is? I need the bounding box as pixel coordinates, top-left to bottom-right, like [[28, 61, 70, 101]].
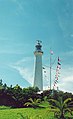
[[35, 40, 42, 52]]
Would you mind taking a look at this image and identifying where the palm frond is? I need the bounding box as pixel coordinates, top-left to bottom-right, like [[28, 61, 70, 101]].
[[49, 99, 60, 109], [36, 98, 41, 103], [64, 108, 72, 115], [64, 98, 72, 104], [24, 102, 32, 106], [28, 98, 33, 103]]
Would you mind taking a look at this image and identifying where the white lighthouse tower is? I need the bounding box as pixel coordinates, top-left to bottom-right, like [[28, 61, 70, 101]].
[[34, 40, 43, 91]]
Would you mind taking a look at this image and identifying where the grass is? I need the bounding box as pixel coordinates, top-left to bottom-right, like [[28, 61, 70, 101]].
[[0, 106, 73, 119], [0, 106, 56, 119]]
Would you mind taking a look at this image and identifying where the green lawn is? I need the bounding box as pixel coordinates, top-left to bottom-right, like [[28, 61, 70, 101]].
[[0, 106, 56, 119], [0, 106, 73, 119]]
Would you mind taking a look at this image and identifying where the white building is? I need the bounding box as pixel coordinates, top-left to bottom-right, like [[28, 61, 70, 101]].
[[34, 41, 43, 91]]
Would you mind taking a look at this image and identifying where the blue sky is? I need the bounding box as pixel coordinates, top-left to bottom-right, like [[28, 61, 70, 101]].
[[0, 0, 73, 93]]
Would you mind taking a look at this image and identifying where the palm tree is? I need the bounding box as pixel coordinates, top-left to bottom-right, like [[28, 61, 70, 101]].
[[49, 97, 72, 119], [24, 98, 41, 108]]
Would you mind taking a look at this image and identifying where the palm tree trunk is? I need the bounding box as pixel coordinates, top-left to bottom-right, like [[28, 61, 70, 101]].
[[60, 111, 65, 119]]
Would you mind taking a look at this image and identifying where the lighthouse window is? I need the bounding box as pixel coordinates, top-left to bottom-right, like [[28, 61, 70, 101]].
[[37, 46, 41, 50]]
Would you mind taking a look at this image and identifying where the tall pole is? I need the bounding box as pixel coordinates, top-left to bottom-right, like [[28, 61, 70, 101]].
[[50, 51, 52, 90]]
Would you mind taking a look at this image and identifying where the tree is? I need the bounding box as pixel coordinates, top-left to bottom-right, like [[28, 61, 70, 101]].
[[24, 98, 41, 108], [0, 79, 3, 86], [12, 84, 23, 107], [49, 97, 72, 119]]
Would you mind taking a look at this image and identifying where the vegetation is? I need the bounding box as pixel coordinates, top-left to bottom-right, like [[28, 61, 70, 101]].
[[24, 98, 41, 108], [0, 79, 40, 108], [0, 107, 56, 119], [49, 97, 73, 119], [0, 79, 73, 119]]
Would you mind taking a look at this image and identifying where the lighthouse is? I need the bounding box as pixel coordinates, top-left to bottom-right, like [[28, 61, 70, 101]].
[[34, 40, 43, 91]]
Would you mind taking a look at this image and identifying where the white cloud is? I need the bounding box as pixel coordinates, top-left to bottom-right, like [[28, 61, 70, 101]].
[[10, 57, 34, 85], [43, 63, 73, 93], [15, 57, 33, 65], [57, 66, 73, 93], [10, 56, 73, 93], [63, 76, 73, 83], [10, 57, 51, 90], [58, 80, 73, 93], [11, 65, 33, 85]]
